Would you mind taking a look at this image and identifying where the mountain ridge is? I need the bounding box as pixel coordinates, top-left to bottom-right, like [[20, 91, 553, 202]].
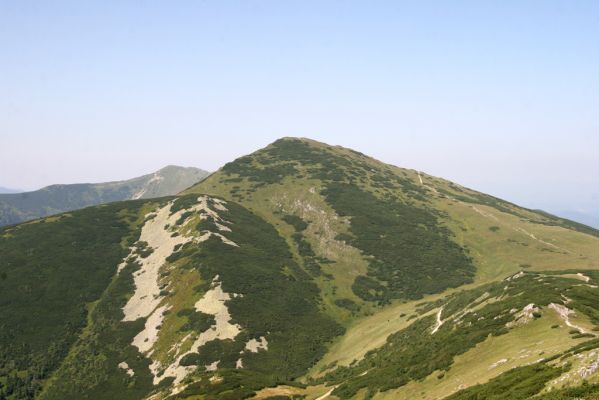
[[551, 209, 599, 230], [1, 137, 598, 400], [0, 165, 209, 227]]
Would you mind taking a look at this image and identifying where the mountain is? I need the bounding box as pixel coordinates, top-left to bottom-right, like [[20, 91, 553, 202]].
[[1, 138, 598, 400], [0, 187, 22, 194], [552, 210, 599, 230], [0, 166, 209, 227]]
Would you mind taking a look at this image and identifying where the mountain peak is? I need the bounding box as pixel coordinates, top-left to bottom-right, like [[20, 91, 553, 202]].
[[270, 136, 359, 151], [184, 137, 392, 197], [157, 165, 205, 173]]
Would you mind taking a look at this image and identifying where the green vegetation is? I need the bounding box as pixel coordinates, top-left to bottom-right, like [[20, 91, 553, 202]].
[[0, 200, 146, 399], [222, 155, 298, 185], [8, 194, 345, 400], [39, 257, 155, 400], [282, 213, 326, 277], [437, 184, 599, 240], [208, 138, 476, 302], [179, 338, 245, 369], [134, 240, 154, 258], [323, 183, 475, 301], [443, 363, 565, 400], [281, 214, 308, 232], [216, 138, 425, 199], [181, 137, 599, 398], [169, 370, 275, 400], [534, 383, 599, 399], [532, 209, 599, 239], [177, 309, 215, 333], [198, 198, 345, 372], [334, 298, 360, 313], [317, 271, 599, 398], [158, 195, 344, 398]]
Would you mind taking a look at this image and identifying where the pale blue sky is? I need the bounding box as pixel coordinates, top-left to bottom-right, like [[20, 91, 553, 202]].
[[1, 1, 598, 219]]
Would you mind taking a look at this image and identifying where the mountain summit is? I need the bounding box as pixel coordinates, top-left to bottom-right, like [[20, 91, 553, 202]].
[[187, 137, 598, 298], [1, 138, 598, 400]]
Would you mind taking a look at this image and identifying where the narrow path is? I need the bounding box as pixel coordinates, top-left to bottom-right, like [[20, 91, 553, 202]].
[[315, 386, 339, 400], [471, 205, 568, 253], [417, 171, 438, 193], [431, 307, 444, 334], [577, 273, 590, 283], [514, 227, 564, 251]]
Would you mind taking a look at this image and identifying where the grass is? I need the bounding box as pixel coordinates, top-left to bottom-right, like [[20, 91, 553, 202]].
[[181, 137, 599, 399], [322, 182, 475, 302], [535, 383, 599, 400], [187, 138, 599, 306], [373, 310, 588, 400], [441, 363, 565, 400], [306, 292, 449, 378], [185, 173, 373, 324], [310, 272, 599, 398], [436, 199, 599, 284], [148, 262, 207, 370]]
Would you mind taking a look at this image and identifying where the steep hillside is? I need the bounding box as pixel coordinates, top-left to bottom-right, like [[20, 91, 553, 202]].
[[0, 200, 150, 399], [0, 194, 342, 400], [1, 138, 598, 400], [186, 138, 599, 314], [313, 270, 599, 399], [185, 137, 599, 398], [0, 166, 209, 227]]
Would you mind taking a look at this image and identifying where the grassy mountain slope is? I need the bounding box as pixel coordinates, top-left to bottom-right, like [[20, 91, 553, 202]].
[[182, 137, 599, 398], [1, 137, 598, 400], [185, 138, 599, 313], [0, 166, 209, 227], [318, 270, 599, 398]]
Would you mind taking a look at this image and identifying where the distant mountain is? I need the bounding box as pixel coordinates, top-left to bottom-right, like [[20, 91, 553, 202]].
[[0, 186, 22, 194], [0, 166, 209, 226], [1, 138, 598, 400], [554, 210, 599, 229]]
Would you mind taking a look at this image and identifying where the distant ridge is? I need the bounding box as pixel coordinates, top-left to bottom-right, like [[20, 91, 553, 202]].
[[0, 165, 209, 226], [0, 186, 22, 194], [553, 209, 599, 230]]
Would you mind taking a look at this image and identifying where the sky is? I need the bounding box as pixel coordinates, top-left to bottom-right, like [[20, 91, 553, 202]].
[[1, 1, 598, 222]]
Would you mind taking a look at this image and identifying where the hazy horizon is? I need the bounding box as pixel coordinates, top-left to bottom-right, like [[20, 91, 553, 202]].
[[2, 1, 598, 223]]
